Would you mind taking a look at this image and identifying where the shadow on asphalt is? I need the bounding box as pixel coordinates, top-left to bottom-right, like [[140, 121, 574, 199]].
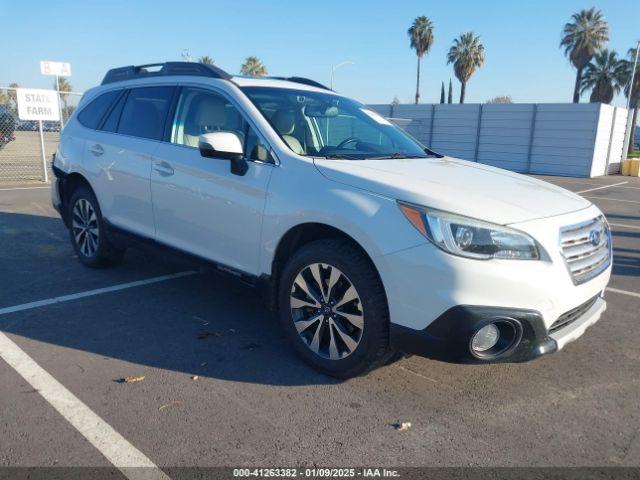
[[0, 212, 338, 386]]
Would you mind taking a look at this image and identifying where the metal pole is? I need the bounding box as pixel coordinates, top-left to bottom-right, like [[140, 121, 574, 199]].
[[56, 75, 65, 129], [329, 61, 354, 90], [625, 41, 639, 110], [38, 120, 48, 183]]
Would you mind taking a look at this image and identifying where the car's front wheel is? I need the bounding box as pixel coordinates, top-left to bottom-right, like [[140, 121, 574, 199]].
[[67, 186, 125, 268], [278, 239, 391, 378]]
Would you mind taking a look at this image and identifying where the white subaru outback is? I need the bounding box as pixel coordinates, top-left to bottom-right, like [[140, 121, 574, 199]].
[[52, 62, 611, 378]]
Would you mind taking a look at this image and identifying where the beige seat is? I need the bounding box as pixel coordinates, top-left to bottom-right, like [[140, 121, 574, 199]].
[[182, 95, 228, 147], [271, 110, 304, 155]]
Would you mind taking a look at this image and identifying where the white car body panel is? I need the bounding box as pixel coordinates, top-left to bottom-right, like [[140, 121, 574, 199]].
[[314, 156, 591, 225], [151, 142, 273, 274]]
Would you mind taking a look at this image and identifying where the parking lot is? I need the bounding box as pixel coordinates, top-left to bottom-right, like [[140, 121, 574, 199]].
[[0, 175, 639, 474]]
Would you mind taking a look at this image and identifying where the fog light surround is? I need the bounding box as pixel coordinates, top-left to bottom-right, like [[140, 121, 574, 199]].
[[469, 318, 521, 359]]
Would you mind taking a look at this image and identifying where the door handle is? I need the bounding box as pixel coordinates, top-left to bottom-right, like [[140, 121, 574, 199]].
[[153, 161, 175, 176], [89, 144, 104, 156]]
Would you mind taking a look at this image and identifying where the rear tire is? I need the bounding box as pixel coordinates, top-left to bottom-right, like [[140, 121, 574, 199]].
[[67, 186, 125, 268], [278, 239, 391, 379]]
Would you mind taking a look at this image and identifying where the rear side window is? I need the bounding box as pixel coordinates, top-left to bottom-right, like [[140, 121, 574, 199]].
[[77, 90, 120, 129], [117, 87, 175, 140]]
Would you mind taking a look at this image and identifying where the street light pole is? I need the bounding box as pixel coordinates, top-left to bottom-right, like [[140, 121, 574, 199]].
[[626, 40, 640, 110], [330, 61, 354, 90]]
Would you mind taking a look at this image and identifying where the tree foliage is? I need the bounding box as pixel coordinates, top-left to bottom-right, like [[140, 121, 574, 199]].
[[486, 95, 513, 104], [240, 56, 268, 76], [198, 56, 215, 65], [447, 32, 485, 103], [580, 49, 624, 103], [560, 8, 609, 103], [407, 16, 435, 104]]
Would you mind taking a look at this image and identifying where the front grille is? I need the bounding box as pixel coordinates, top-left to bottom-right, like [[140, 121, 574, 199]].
[[559, 216, 611, 285], [549, 295, 599, 333]]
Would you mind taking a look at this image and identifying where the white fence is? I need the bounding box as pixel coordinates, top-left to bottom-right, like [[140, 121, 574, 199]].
[[369, 103, 630, 177]]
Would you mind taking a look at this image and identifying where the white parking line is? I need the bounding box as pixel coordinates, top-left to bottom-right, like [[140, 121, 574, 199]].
[[0, 271, 196, 316], [0, 332, 170, 480], [606, 287, 640, 299], [576, 181, 628, 194], [610, 223, 640, 230], [0, 272, 198, 478], [0, 185, 51, 191], [584, 196, 640, 205]]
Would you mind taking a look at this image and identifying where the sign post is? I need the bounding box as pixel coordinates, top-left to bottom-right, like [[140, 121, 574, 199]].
[[40, 60, 71, 128], [16, 88, 61, 183]]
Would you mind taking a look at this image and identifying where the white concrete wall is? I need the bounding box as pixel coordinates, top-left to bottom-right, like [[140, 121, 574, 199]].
[[369, 102, 629, 177]]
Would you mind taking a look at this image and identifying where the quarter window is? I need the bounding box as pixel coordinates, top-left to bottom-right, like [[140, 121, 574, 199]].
[[117, 86, 175, 140], [100, 91, 127, 133], [77, 90, 120, 129]]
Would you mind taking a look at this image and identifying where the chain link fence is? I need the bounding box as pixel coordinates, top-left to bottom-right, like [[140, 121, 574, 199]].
[[0, 87, 82, 182]]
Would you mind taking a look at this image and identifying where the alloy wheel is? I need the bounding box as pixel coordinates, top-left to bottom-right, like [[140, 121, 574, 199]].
[[290, 263, 364, 360], [71, 198, 99, 257]]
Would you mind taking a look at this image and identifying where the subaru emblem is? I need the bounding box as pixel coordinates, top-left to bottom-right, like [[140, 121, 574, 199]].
[[589, 229, 601, 247]]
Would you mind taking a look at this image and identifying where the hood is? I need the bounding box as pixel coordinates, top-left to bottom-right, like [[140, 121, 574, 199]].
[[314, 156, 591, 225]]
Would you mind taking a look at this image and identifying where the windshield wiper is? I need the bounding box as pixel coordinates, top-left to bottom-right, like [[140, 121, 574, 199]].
[[323, 154, 363, 160], [368, 152, 429, 160]]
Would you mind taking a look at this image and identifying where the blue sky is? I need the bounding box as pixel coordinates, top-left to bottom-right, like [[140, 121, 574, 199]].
[[1, 0, 638, 106]]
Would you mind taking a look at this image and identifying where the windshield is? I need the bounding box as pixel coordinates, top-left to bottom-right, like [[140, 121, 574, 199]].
[[240, 86, 432, 159]]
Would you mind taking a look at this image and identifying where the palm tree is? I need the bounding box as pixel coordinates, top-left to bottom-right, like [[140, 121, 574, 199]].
[[7, 83, 19, 112], [240, 56, 268, 76], [53, 77, 72, 111], [198, 56, 215, 65], [560, 8, 609, 103], [447, 32, 485, 104], [580, 49, 624, 103], [407, 16, 435, 104], [619, 46, 640, 154]]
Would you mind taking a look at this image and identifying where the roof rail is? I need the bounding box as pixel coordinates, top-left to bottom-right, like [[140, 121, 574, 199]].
[[269, 76, 332, 91], [101, 62, 232, 85]]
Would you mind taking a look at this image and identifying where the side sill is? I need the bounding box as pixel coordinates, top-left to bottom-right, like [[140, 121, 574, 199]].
[[102, 219, 270, 289]]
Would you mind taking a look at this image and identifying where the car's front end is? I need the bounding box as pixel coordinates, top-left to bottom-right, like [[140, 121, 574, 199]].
[[239, 79, 612, 366], [380, 202, 611, 363]]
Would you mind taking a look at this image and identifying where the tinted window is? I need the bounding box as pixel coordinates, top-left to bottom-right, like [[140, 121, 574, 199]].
[[77, 90, 120, 129], [241, 86, 429, 159], [171, 87, 273, 162], [117, 87, 174, 140], [100, 91, 127, 133]]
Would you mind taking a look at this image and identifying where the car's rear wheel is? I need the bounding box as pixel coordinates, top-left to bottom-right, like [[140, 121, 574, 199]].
[[68, 186, 125, 268], [278, 239, 391, 378]]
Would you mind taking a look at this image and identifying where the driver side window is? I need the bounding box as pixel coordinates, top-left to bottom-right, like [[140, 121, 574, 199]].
[[171, 87, 273, 163]]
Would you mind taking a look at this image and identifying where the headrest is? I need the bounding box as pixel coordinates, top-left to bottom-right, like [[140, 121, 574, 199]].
[[194, 95, 226, 127], [271, 110, 296, 135]]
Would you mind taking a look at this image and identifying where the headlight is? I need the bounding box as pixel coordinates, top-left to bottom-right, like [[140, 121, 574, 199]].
[[398, 202, 539, 260]]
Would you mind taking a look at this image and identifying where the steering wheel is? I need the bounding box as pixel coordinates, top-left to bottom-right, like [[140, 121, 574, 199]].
[[336, 137, 360, 149]]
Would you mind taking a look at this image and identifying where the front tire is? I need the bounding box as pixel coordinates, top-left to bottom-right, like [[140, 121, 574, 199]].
[[67, 186, 125, 268], [278, 239, 391, 379]]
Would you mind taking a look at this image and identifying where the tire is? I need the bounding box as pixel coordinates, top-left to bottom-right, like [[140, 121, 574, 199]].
[[277, 239, 391, 379], [67, 185, 125, 268]]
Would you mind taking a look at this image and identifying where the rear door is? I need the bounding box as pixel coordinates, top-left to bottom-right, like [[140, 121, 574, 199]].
[[87, 85, 176, 238]]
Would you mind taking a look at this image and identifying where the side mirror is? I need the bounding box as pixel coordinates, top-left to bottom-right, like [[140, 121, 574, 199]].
[[198, 132, 248, 176]]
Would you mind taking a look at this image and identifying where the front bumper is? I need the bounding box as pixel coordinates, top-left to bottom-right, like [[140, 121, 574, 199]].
[[390, 296, 606, 363]]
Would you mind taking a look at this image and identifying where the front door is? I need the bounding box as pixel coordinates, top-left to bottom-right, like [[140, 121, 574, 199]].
[[150, 86, 275, 275]]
